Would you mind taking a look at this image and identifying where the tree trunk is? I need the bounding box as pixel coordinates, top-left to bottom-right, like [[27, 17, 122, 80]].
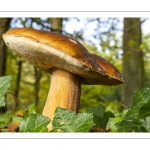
[[14, 60, 22, 108], [0, 18, 11, 113], [34, 67, 42, 106], [122, 18, 144, 108], [49, 18, 63, 33], [0, 18, 11, 76]]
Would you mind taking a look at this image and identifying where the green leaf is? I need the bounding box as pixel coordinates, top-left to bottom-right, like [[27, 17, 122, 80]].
[[87, 104, 115, 130], [52, 107, 95, 132], [143, 117, 150, 131], [115, 88, 150, 132], [26, 103, 36, 114], [0, 112, 14, 128], [116, 119, 148, 132], [0, 76, 12, 108], [124, 88, 150, 119], [19, 113, 50, 132], [12, 116, 23, 123], [87, 104, 105, 118], [107, 110, 128, 132], [138, 101, 150, 119]]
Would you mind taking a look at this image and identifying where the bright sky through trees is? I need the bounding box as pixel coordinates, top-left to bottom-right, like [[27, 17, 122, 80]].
[[64, 18, 150, 50], [10, 17, 150, 53]]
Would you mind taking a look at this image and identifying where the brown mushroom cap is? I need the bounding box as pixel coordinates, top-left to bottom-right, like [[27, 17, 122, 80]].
[[82, 54, 124, 85], [3, 28, 124, 85]]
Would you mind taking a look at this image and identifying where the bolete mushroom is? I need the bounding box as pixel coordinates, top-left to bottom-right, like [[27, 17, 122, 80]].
[[2, 28, 124, 130]]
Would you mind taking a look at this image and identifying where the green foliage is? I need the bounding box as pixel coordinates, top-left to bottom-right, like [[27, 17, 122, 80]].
[[2, 18, 150, 133], [87, 104, 115, 130], [107, 109, 128, 132], [116, 119, 148, 132], [80, 85, 122, 112], [0, 75, 12, 107], [2, 75, 150, 132], [124, 88, 150, 119], [11, 103, 37, 124], [0, 112, 14, 128], [139, 33, 150, 87], [51, 107, 94, 132], [14, 103, 50, 132], [115, 88, 150, 132], [145, 117, 150, 131], [19, 114, 50, 132], [26, 103, 36, 114]]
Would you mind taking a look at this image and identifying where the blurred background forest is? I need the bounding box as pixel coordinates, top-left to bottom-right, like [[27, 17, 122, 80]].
[[0, 17, 150, 115]]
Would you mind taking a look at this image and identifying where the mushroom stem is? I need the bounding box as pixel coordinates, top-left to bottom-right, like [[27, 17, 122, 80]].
[[42, 67, 81, 130]]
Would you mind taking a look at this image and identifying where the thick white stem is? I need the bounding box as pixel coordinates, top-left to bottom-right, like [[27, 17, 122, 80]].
[[42, 68, 81, 131]]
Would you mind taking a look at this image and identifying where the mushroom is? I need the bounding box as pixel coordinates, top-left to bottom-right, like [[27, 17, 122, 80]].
[[3, 28, 124, 131]]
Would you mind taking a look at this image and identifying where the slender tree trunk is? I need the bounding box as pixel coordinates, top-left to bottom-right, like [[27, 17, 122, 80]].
[[0, 18, 11, 113], [34, 67, 42, 106], [122, 18, 144, 108], [14, 60, 22, 108], [0, 18, 11, 76], [49, 18, 63, 33]]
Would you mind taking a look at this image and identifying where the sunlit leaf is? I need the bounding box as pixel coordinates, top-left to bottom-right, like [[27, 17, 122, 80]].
[[19, 113, 50, 132], [0, 76, 12, 108], [107, 110, 128, 132], [52, 107, 94, 132], [145, 117, 150, 131], [124, 88, 150, 119], [115, 88, 150, 132]]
